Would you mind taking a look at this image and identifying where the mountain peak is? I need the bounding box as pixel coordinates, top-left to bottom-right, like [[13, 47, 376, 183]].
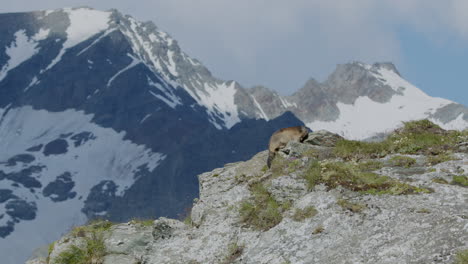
[[372, 62, 400, 76]]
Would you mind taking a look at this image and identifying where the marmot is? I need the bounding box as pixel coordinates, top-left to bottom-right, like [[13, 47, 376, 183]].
[[267, 126, 309, 168]]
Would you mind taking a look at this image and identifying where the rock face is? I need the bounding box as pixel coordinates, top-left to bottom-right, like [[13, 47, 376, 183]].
[[34, 128, 468, 264]]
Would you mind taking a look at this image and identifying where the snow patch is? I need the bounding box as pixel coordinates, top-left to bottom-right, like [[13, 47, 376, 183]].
[[77, 28, 117, 56], [107, 54, 141, 87], [279, 96, 297, 108], [43, 8, 111, 72], [198, 82, 241, 129], [167, 50, 178, 77], [0, 30, 44, 81], [433, 113, 468, 130], [251, 95, 269, 121], [24, 76, 39, 92], [147, 77, 181, 109]]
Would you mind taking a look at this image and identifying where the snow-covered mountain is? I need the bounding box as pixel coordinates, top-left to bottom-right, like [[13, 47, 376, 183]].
[[247, 62, 468, 139], [0, 7, 467, 264]]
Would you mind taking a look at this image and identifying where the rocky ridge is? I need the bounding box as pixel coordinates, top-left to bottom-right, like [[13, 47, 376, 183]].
[[29, 121, 468, 264]]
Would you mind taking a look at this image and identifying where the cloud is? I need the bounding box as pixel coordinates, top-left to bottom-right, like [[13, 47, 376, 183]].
[[1, 1, 468, 94]]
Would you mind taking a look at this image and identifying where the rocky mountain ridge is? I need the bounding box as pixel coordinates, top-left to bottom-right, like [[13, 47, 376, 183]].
[[29, 121, 468, 264]]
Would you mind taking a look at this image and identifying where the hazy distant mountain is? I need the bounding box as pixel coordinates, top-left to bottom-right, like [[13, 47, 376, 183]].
[[0, 7, 466, 264]]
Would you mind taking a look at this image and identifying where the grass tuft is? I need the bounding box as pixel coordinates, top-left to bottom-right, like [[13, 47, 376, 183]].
[[239, 183, 289, 231], [388, 155, 416, 168], [451, 175, 468, 187], [292, 206, 318, 221], [454, 249, 468, 264], [302, 161, 431, 195], [221, 242, 244, 264], [337, 199, 366, 213], [55, 231, 106, 264]]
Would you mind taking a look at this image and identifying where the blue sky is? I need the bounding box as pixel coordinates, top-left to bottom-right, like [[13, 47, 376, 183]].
[[1, 1, 467, 106]]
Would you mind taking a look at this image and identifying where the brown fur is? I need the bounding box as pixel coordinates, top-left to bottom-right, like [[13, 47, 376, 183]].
[[267, 126, 309, 168]]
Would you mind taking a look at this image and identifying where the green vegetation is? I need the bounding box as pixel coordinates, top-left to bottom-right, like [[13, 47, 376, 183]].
[[301, 161, 431, 195], [46, 241, 55, 263], [213, 173, 219, 177], [334, 120, 466, 160], [292, 206, 318, 221], [184, 214, 193, 226], [130, 218, 154, 227], [221, 242, 244, 264], [70, 220, 113, 238], [333, 139, 391, 160], [269, 155, 287, 177], [287, 159, 301, 173], [427, 153, 456, 165], [337, 199, 366, 213], [388, 155, 416, 168], [431, 177, 449, 184], [451, 175, 468, 187], [54, 231, 106, 264], [50, 220, 113, 264], [454, 249, 468, 264], [302, 160, 321, 191], [357, 160, 383, 171], [239, 183, 289, 230]]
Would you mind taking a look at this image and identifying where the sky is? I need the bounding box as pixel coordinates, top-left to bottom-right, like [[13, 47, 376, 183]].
[[1, 0, 467, 107]]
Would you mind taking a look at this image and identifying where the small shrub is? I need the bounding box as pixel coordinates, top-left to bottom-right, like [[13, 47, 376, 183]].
[[451, 175, 468, 187], [239, 183, 287, 230], [302, 160, 321, 190], [70, 220, 113, 238], [337, 199, 366, 213], [292, 206, 318, 221], [55, 232, 106, 264], [213, 173, 219, 177], [389, 155, 416, 168], [221, 242, 244, 264], [454, 249, 468, 264]]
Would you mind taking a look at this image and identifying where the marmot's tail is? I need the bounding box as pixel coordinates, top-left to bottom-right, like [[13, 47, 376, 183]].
[[267, 151, 275, 168]]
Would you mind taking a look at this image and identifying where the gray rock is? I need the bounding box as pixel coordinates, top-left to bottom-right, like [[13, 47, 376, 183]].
[[42, 172, 77, 202], [304, 130, 344, 147], [43, 139, 69, 156], [103, 254, 139, 264], [5, 199, 36, 220]]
